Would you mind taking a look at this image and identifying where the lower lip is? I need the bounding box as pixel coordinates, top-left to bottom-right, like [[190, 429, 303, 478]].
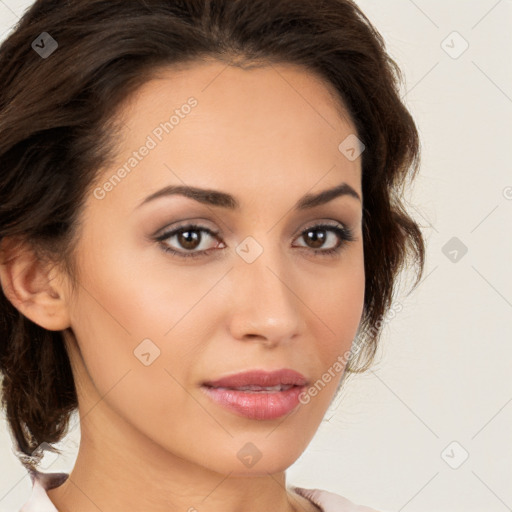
[[201, 385, 306, 420]]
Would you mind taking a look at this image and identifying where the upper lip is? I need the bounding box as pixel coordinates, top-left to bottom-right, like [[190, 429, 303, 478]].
[[203, 369, 308, 388]]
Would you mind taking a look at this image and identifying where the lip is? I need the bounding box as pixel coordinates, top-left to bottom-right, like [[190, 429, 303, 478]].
[[201, 369, 308, 420], [203, 369, 308, 388]]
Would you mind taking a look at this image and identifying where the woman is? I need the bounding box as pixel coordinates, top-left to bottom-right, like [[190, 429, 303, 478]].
[[0, 1, 425, 511]]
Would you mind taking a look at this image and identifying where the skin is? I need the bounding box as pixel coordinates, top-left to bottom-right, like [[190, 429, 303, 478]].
[[0, 59, 365, 512]]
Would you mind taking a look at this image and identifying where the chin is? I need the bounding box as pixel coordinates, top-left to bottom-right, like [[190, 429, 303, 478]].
[[196, 443, 302, 477]]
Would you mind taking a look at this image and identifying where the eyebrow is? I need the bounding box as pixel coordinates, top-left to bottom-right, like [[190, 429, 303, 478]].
[[137, 181, 361, 210]]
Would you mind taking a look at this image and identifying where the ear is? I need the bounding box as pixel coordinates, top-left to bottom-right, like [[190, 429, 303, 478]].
[[0, 236, 71, 331]]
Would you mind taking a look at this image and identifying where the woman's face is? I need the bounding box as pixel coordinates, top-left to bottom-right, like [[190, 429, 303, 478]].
[[61, 60, 365, 475]]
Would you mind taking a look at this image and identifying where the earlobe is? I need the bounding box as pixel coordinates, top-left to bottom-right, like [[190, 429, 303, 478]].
[[0, 236, 71, 331]]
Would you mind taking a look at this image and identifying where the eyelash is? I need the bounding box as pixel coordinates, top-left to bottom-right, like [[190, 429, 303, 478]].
[[155, 222, 356, 259]]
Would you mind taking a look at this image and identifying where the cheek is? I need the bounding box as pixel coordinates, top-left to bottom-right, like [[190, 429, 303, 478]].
[[66, 257, 201, 435], [65, 247, 224, 459], [310, 244, 365, 344], [67, 234, 222, 390], [294, 252, 364, 409], [74, 228, 213, 339]]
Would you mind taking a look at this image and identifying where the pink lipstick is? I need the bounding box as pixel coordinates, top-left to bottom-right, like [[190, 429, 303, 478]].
[[201, 369, 308, 420]]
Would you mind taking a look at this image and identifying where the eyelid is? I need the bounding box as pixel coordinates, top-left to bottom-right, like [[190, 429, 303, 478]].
[[154, 218, 349, 242], [153, 218, 219, 238], [293, 219, 348, 235], [153, 218, 356, 260]]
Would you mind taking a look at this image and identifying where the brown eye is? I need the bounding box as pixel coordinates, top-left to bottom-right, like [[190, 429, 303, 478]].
[[176, 229, 202, 250], [303, 228, 328, 249], [155, 222, 355, 260], [293, 223, 356, 256], [156, 224, 223, 258]]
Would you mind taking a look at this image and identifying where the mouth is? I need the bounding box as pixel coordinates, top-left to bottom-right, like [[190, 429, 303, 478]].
[[200, 369, 308, 420], [203, 384, 297, 392], [202, 368, 308, 389]]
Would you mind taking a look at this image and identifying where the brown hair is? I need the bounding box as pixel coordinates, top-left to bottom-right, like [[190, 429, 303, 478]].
[[0, 0, 425, 469]]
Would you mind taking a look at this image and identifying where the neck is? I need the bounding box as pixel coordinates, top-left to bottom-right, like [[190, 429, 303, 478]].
[[47, 400, 319, 512]]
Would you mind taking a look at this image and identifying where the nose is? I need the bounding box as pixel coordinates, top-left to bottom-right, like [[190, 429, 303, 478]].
[[226, 246, 304, 347]]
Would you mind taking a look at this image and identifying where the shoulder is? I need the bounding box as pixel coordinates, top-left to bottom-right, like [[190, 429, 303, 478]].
[[292, 486, 385, 512], [19, 469, 69, 512]]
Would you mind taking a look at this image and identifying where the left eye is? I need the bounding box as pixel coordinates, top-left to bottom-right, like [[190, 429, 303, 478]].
[[156, 224, 223, 257], [155, 222, 355, 259]]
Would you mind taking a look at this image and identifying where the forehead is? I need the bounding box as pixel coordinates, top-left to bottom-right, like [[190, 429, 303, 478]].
[[93, 59, 362, 212], [122, 58, 355, 128]]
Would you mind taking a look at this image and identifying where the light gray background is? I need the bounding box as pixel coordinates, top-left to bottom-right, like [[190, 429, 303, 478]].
[[1, 1, 511, 511]]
